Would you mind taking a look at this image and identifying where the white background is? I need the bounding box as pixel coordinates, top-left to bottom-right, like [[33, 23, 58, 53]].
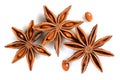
[[0, 0, 120, 80]]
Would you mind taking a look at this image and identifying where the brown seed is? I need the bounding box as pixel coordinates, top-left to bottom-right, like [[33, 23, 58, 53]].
[[63, 22, 74, 27], [47, 31, 55, 40], [85, 12, 93, 22], [63, 31, 72, 38]]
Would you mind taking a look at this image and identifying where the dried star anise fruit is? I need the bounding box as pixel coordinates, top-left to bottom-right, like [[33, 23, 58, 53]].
[[33, 5, 83, 56], [5, 20, 51, 70], [62, 24, 114, 73]]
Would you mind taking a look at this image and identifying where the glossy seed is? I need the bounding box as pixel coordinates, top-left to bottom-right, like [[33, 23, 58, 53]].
[[37, 47, 44, 53], [64, 31, 72, 38], [85, 12, 93, 22], [64, 22, 74, 27], [47, 31, 55, 40], [41, 25, 51, 29], [62, 60, 69, 71]]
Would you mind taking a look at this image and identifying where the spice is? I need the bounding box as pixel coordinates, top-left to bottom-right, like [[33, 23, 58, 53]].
[[34, 5, 83, 56], [85, 12, 93, 22], [5, 20, 51, 70], [62, 24, 114, 73]]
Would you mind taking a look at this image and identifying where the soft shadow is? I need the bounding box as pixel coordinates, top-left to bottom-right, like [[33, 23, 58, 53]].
[[36, 13, 46, 24]]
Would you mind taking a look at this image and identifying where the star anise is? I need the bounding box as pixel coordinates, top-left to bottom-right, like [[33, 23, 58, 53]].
[[33, 5, 83, 56], [5, 20, 51, 71], [62, 24, 114, 73]]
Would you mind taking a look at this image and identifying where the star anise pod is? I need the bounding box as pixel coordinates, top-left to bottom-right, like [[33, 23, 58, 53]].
[[62, 24, 114, 73], [5, 20, 51, 71], [33, 5, 83, 56]]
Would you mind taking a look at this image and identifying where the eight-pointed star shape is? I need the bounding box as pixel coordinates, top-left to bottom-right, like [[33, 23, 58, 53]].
[[34, 5, 83, 56], [62, 24, 114, 73], [5, 20, 51, 71]]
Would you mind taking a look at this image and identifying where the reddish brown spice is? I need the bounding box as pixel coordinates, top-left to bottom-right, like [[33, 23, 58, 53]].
[[33, 5, 83, 56], [62, 24, 114, 73], [5, 20, 51, 71], [85, 12, 93, 22]]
